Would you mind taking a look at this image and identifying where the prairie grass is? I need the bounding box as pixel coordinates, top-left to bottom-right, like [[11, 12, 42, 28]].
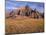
[[5, 17, 44, 34]]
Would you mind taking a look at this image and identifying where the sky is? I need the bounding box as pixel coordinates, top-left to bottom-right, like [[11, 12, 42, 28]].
[[5, 0, 44, 13]]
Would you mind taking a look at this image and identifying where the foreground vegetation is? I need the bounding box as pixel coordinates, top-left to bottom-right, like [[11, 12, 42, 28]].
[[5, 17, 44, 34]]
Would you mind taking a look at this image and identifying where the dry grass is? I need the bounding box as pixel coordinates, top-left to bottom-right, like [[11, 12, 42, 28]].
[[5, 17, 44, 34]]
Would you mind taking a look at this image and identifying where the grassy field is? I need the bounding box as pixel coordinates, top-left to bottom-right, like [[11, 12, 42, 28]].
[[5, 17, 44, 34]]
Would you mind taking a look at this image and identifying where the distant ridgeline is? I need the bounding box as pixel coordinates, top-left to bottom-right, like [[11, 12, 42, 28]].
[[6, 5, 44, 19]]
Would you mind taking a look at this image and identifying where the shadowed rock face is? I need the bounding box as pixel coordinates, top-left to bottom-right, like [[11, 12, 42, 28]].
[[6, 5, 43, 19]]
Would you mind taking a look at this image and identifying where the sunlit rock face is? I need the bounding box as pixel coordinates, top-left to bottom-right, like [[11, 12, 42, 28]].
[[8, 5, 32, 16], [6, 5, 43, 19], [16, 5, 33, 16]]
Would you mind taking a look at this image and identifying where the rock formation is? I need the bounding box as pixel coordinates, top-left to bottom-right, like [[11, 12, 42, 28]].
[[6, 5, 43, 19]]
